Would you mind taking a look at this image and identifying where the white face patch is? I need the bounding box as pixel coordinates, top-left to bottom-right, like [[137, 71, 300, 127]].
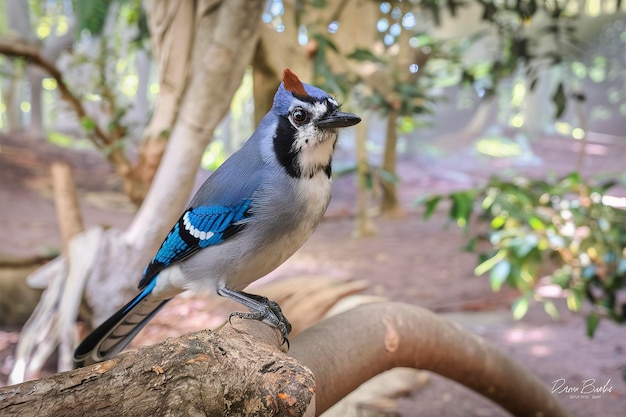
[[183, 212, 215, 241], [287, 99, 339, 177]]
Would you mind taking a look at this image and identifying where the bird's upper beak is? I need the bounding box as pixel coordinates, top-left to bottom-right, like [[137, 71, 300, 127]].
[[315, 111, 361, 129]]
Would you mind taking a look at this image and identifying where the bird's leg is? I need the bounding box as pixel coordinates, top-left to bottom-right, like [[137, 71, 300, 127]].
[[217, 288, 292, 346]]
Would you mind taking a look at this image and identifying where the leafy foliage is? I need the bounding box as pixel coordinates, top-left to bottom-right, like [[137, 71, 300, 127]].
[[420, 173, 626, 336], [73, 0, 111, 35]]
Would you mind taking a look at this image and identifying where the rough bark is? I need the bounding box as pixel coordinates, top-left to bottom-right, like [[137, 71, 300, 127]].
[[1, 320, 314, 417], [1, 303, 571, 417]]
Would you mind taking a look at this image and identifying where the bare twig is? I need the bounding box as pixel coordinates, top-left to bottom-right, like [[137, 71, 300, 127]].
[[0, 36, 111, 149]]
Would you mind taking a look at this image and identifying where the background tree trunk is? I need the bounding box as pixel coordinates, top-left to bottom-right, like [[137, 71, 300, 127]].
[[1, 303, 572, 417], [126, 0, 196, 205], [354, 116, 377, 237], [379, 109, 401, 215]]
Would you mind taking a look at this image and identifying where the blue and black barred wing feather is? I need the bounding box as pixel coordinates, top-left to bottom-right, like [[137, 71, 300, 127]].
[[139, 199, 252, 288]]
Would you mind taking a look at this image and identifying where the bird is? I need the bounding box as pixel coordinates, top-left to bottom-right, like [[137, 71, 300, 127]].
[[74, 69, 361, 366]]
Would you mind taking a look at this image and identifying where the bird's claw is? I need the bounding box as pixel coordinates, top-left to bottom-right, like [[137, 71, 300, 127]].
[[220, 290, 291, 348], [228, 310, 291, 348]]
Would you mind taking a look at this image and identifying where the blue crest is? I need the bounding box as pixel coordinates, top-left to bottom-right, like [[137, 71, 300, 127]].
[[272, 71, 332, 115]]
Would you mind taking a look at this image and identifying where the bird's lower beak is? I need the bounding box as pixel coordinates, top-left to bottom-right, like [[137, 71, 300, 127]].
[[315, 111, 361, 129]]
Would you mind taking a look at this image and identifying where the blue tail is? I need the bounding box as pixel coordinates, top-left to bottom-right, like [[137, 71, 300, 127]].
[[74, 279, 170, 366]]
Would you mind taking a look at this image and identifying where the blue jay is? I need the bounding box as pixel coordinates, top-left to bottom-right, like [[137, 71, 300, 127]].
[[74, 69, 361, 365]]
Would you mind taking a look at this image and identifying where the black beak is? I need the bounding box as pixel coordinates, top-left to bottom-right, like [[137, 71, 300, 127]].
[[315, 111, 361, 129]]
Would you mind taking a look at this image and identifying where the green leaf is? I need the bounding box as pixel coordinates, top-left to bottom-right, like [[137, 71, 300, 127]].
[[74, 0, 113, 35], [552, 268, 571, 289], [512, 234, 538, 258], [423, 196, 442, 220], [528, 216, 545, 231], [490, 260, 511, 291], [346, 48, 386, 64], [543, 300, 560, 319], [586, 312, 600, 338], [450, 191, 474, 229], [552, 82, 566, 118], [567, 289, 583, 312], [475, 249, 507, 276], [80, 116, 97, 132], [512, 297, 530, 320], [463, 236, 478, 252], [490, 215, 506, 229]]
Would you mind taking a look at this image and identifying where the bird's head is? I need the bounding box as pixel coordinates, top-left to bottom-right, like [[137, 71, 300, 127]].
[[271, 69, 361, 179]]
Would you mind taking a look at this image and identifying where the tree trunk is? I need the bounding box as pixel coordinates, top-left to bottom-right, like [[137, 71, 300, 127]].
[[379, 110, 401, 216], [353, 115, 376, 237], [126, 0, 196, 205], [1, 63, 23, 131], [1, 303, 572, 417]]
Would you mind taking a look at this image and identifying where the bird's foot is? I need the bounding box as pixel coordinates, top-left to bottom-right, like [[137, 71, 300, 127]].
[[217, 288, 292, 348]]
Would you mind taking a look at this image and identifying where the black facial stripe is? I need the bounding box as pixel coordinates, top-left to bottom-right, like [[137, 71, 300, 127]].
[[290, 94, 338, 117], [274, 115, 301, 178]]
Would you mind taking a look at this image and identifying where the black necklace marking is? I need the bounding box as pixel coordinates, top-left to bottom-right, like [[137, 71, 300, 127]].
[[273, 115, 333, 179]]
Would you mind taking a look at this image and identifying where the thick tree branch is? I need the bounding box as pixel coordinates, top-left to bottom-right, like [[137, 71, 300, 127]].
[[1, 303, 571, 417], [1, 320, 313, 416], [290, 302, 572, 417], [0, 36, 111, 149]]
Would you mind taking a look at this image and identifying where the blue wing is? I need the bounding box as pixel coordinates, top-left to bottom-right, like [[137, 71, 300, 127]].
[[139, 199, 252, 288]]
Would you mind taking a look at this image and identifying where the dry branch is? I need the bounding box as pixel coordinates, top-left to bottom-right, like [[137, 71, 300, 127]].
[[1, 302, 571, 417], [0, 36, 111, 150], [291, 302, 572, 417]]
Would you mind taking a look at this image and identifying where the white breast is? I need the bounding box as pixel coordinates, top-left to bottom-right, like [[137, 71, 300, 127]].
[[228, 171, 332, 288]]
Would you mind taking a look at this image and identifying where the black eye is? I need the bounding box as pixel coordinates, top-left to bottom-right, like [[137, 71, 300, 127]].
[[291, 107, 309, 125]]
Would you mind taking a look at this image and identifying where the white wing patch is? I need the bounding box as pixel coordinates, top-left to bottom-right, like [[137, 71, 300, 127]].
[[183, 212, 215, 240]]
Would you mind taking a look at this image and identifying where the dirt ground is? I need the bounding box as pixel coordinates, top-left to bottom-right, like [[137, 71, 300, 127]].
[[0, 131, 624, 416]]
